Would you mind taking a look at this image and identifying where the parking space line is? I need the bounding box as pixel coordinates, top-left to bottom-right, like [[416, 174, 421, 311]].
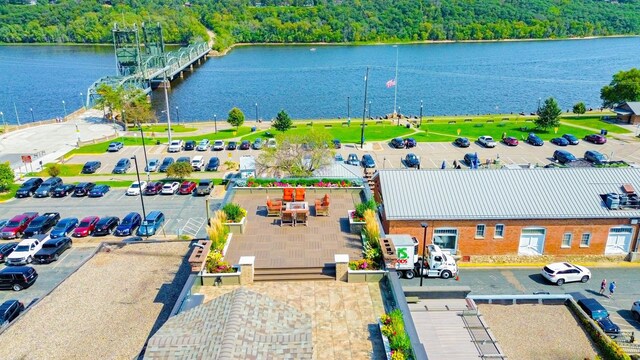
[[52, 247, 77, 269]]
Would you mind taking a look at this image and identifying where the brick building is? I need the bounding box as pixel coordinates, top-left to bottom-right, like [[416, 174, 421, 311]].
[[373, 168, 640, 257], [613, 101, 640, 124]]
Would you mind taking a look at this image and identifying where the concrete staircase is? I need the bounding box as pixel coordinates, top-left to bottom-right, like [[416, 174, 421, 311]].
[[254, 265, 336, 282]]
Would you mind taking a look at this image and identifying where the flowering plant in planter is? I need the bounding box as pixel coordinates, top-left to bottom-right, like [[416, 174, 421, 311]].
[[205, 251, 236, 273], [380, 309, 413, 360], [348, 258, 379, 270], [207, 211, 229, 252], [352, 199, 377, 222], [238, 178, 358, 188]]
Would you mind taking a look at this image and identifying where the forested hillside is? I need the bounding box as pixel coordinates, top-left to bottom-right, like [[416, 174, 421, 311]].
[[1, 0, 640, 50]]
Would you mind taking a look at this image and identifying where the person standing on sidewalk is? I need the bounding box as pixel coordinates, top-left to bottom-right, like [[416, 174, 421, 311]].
[[608, 281, 616, 298], [599, 279, 607, 295]]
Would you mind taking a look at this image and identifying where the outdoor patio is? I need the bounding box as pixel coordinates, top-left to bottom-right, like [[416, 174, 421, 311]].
[[224, 191, 365, 269]]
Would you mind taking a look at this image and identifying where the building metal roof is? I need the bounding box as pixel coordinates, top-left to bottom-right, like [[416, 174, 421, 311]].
[[376, 168, 640, 220], [312, 161, 363, 178]]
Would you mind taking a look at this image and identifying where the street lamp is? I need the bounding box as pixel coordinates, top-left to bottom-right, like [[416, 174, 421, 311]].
[[420, 223, 428, 287], [347, 96, 351, 124], [537, 97, 542, 114], [397, 106, 401, 126], [419, 100, 423, 127], [175, 106, 180, 125], [255, 103, 259, 122], [214, 114, 217, 133], [62, 100, 67, 120], [30, 108, 34, 123], [79, 92, 84, 109], [0, 112, 5, 132], [368, 100, 372, 119], [130, 155, 148, 237], [136, 122, 150, 182]]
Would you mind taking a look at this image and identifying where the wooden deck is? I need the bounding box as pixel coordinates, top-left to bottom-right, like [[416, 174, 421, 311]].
[[224, 192, 364, 269]]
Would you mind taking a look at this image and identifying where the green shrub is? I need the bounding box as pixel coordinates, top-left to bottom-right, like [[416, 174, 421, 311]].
[[568, 300, 630, 360], [222, 203, 247, 223], [355, 199, 377, 219], [380, 309, 413, 359]]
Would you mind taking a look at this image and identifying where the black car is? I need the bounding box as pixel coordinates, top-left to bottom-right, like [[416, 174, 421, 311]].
[[114, 212, 141, 237], [51, 184, 76, 198], [239, 140, 251, 150], [33, 237, 72, 264], [143, 182, 163, 195], [50, 217, 78, 239], [73, 182, 95, 197], [184, 140, 196, 151], [404, 138, 417, 148], [206, 157, 220, 171], [577, 298, 620, 336], [550, 137, 569, 146], [81, 161, 101, 174], [332, 139, 342, 149], [405, 153, 420, 168], [176, 156, 190, 164], [390, 137, 405, 149], [15, 178, 43, 198], [92, 216, 119, 236], [562, 134, 580, 145], [227, 141, 237, 150], [23, 212, 60, 237], [361, 154, 376, 168], [464, 153, 479, 166], [526, 133, 544, 146], [0, 266, 38, 291], [159, 157, 174, 172], [0, 300, 24, 325], [88, 184, 110, 197], [454, 137, 470, 148], [0, 243, 18, 263], [584, 150, 607, 164], [112, 158, 131, 174], [34, 177, 62, 198], [553, 150, 576, 164]]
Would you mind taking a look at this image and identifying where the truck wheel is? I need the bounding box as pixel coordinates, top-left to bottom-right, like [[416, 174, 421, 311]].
[[404, 270, 415, 279], [12, 284, 22, 291], [441, 271, 452, 279]]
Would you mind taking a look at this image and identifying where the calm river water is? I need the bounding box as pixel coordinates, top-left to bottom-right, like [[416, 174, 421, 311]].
[[1, 37, 639, 124]]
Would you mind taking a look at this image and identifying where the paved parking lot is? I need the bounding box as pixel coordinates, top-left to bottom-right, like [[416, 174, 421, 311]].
[[0, 190, 212, 238], [0, 246, 96, 306]]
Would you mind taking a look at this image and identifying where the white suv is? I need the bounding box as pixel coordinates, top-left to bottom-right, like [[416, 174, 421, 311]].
[[212, 140, 225, 151], [196, 139, 210, 151], [632, 300, 640, 322], [126, 181, 147, 196], [6, 236, 46, 265], [168, 140, 184, 153], [191, 156, 204, 171], [541, 262, 591, 286]]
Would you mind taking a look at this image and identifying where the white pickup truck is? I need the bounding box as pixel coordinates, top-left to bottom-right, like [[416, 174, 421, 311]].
[[168, 140, 184, 153], [6, 235, 47, 265]]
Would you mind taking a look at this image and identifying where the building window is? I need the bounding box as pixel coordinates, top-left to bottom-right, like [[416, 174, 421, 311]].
[[495, 224, 505, 238], [562, 233, 572, 248], [475, 224, 486, 238], [580, 233, 591, 247], [433, 228, 458, 253]]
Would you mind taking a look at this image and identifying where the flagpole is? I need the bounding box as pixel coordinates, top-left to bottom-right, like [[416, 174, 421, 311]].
[[361, 67, 369, 149], [393, 45, 399, 115]]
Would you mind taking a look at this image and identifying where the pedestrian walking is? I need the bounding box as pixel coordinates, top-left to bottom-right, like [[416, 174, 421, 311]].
[[599, 279, 607, 295], [608, 281, 616, 298]]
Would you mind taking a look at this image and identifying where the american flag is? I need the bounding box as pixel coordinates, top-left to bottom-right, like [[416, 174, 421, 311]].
[[386, 79, 396, 88]]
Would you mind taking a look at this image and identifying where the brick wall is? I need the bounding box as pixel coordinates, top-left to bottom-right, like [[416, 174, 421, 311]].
[[386, 218, 638, 256]]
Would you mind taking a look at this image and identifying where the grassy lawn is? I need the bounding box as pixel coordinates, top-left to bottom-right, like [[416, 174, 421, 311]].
[[30, 164, 85, 177], [0, 184, 19, 202], [94, 180, 133, 188], [133, 124, 197, 133], [241, 123, 414, 143], [560, 116, 631, 134]]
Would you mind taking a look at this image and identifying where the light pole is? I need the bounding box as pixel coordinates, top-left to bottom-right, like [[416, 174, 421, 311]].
[[162, 75, 173, 144], [397, 106, 401, 126], [214, 114, 217, 133], [419, 100, 423, 127], [420, 222, 428, 287], [0, 112, 5, 132], [255, 103, 259, 122], [175, 106, 180, 125], [62, 100, 67, 120], [537, 97, 541, 114], [136, 122, 150, 182], [368, 100, 372, 120], [347, 96, 350, 124], [79, 92, 84, 109], [30, 108, 35, 123], [360, 67, 369, 149], [130, 155, 148, 237]]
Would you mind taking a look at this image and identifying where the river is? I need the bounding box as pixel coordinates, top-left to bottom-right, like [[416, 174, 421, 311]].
[[1, 37, 639, 125]]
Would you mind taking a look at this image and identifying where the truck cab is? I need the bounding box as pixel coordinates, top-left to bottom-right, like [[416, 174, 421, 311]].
[[381, 234, 458, 280]]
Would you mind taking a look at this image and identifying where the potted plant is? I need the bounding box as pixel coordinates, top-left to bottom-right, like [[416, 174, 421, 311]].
[[380, 309, 413, 360], [349, 199, 376, 234], [222, 203, 248, 234], [207, 210, 232, 254], [202, 250, 240, 285]]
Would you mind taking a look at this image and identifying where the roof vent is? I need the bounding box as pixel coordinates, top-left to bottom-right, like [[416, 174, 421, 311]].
[[622, 183, 635, 195]]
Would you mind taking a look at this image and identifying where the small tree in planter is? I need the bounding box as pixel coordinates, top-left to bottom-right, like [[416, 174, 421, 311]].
[[349, 199, 377, 233], [222, 203, 248, 234], [206, 211, 229, 252], [362, 209, 382, 264]]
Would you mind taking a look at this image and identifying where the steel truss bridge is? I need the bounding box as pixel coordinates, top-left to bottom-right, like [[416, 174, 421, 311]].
[[86, 22, 210, 108]]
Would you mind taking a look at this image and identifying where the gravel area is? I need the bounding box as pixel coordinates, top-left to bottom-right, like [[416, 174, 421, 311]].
[[0, 241, 191, 360], [479, 304, 599, 360]]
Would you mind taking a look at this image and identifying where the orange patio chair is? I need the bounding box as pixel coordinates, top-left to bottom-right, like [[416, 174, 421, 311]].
[[294, 188, 306, 202], [283, 188, 294, 203], [266, 197, 283, 217], [315, 194, 330, 216]]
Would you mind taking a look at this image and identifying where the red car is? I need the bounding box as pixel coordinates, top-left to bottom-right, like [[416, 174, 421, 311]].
[[584, 134, 607, 144], [144, 182, 163, 196], [72, 216, 100, 237], [502, 137, 519, 146], [179, 181, 197, 195], [1, 212, 38, 239]]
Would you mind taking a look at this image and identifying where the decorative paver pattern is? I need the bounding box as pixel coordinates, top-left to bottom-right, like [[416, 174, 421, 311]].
[[199, 281, 387, 360], [224, 192, 364, 268]]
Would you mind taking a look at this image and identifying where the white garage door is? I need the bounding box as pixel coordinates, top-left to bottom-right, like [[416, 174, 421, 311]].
[[605, 227, 633, 255], [519, 228, 546, 255]]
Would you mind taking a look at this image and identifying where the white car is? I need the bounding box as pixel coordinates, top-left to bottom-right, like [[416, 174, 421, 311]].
[[126, 181, 147, 196], [212, 140, 225, 151], [6, 237, 46, 265], [478, 136, 497, 148], [266, 138, 277, 148], [541, 262, 591, 286], [196, 139, 210, 151], [145, 159, 160, 172], [191, 156, 204, 171], [161, 182, 180, 195], [632, 301, 640, 322], [168, 140, 184, 153]]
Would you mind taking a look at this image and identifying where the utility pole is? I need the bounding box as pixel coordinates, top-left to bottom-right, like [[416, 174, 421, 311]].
[[360, 67, 369, 149], [419, 100, 423, 127], [14, 102, 20, 126], [163, 74, 173, 144]]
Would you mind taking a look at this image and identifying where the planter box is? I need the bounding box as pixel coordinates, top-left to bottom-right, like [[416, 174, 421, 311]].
[[233, 186, 363, 196], [379, 320, 393, 360], [224, 217, 246, 234], [348, 269, 387, 283], [348, 210, 365, 234], [200, 269, 241, 286]]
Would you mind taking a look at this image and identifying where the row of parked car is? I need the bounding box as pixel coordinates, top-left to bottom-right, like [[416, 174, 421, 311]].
[[165, 138, 278, 153], [126, 179, 213, 196], [15, 177, 111, 199], [456, 133, 608, 149], [82, 155, 224, 175]]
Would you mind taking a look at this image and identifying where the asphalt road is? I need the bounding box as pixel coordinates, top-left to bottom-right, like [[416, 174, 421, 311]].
[[401, 267, 640, 332]]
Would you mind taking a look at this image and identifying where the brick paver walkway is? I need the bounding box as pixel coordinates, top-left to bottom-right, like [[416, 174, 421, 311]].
[[224, 192, 365, 268]]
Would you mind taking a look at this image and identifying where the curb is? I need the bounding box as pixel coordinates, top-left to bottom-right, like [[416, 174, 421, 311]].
[[458, 262, 640, 269]]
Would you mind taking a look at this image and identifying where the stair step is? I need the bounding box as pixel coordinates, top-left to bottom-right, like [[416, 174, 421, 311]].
[[254, 273, 335, 282], [255, 267, 332, 276]]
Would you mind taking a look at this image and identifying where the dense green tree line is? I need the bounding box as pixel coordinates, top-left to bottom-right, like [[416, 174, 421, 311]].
[[2, 0, 640, 50]]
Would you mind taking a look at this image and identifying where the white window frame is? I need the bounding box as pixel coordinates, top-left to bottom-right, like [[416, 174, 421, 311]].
[[580, 233, 591, 247], [475, 224, 486, 238], [495, 224, 505, 238], [433, 228, 459, 254], [561, 233, 572, 248]]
